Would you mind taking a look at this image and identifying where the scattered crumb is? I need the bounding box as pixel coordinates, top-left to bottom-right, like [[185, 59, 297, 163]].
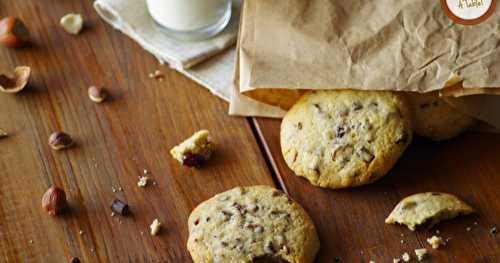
[[400, 233, 404, 237], [112, 187, 117, 193], [427, 235, 445, 249], [393, 258, 400, 263], [435, 229, 440, 234], [150, 219, 162, 236], [466, 226, 472, 232], [111, 212, 115, 217], [400, 239, 404, 244], [474, 221, 478, 226], [28, 240, 33, 244], [414, 248, 428, 261], [143, 169, 149, 174], [369, 261, 375, 263], [79, 230, 84, 235], [152, 181, 157, 186], [490, 226, 498, 235], [118, 187, 123, 192], [90, 248, 95, 253], [402, 252, 410, 262], [137, 176, 149, 187]]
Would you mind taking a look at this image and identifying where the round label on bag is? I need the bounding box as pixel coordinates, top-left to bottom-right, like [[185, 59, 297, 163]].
[[441, 0, 496, 25]]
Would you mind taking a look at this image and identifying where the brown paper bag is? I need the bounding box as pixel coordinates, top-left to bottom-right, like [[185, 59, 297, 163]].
[[231, 0, 500, 128]]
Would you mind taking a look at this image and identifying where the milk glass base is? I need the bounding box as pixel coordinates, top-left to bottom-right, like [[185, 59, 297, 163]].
[[152, 2, 232, 41]]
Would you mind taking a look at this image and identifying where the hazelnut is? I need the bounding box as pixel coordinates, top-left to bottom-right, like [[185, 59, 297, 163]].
[[60, 13, 83, 35], [88, 86, 107, 103], [0, 17, 30, 48], [48, 132, 74, 150], [0, 66, 31, 93], [42, 186, 67, 216]]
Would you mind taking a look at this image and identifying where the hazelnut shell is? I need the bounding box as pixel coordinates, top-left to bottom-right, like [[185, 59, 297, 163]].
[[0, 66, 31, 93]]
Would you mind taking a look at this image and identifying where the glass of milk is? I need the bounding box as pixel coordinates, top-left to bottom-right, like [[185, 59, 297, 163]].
[[147, 0, 232, 40]]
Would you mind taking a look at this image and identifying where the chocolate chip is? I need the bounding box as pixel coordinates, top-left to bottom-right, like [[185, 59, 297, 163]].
[[272, 191, 282, 197], [111, 199, 129, 216], [70, 257, 81, 263], [419, 102, 431, 109], [194, 218, 200, 225], [255, 226, 264, 233], [264, 241, 275, 253], [248, 203, 259, 213], [336, 126, 346, 138], [221, 241, 229, 247], [205, 217, 210, 222], [222, 210, 233, 217], [297, 122, 302, 130], [181, 153, 205, 167], [352, 102, 363, 111]]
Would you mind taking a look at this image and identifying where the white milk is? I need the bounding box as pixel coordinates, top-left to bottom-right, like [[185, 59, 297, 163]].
[[147, 0, 231, 31]]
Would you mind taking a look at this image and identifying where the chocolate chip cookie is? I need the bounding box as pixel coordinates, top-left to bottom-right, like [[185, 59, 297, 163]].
[[187, 186, 319, 263], [406, 92, 477, 141], [386, 192, 474, 231], [281, 90, 413, 189]]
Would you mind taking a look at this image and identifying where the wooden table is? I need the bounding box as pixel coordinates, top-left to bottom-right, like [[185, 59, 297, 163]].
[[0, 1, 498, 262]]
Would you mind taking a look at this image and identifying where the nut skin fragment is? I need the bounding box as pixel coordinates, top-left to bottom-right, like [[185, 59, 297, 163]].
[[0, 17, 30, 48], [41, 186, 68, 216], [60, 13, 83, 35], [0, 66, 31, 93], [88, 86, 107, 103], [48, 132, 74, 150]]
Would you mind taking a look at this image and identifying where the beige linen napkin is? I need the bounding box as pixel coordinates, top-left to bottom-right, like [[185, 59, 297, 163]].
[[93, 0, 241, 101]]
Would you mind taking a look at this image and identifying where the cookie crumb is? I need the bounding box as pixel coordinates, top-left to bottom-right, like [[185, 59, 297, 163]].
[[79, 230, 84, 235], [427, 235, 445, 249], [28, 240, 33, 244], [414, 248, 428, 261], [110, 212, 115, 217], [143, 169, 149, 174], [400, 239, 404, 244], [369, 261, 375, 263], [401, 252, 410, 262], [435, 229, 440, 234], [393, 258, 401, 263], [137, 176, 149, 187], [150, 218, 162, 236], [466, 226, 472, 232]]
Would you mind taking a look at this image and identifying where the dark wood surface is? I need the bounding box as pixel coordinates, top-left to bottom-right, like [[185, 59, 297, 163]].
[[0, 1, 273, 262], [254, 118, 500, 263], [1, 1, 499, 263]]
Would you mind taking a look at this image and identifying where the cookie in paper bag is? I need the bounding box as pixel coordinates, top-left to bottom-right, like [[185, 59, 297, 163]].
[[281, 90, 413, 189], [406, 92, 477, 141]]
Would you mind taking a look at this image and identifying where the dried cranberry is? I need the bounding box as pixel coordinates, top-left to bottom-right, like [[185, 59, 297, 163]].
[[181, 153, 205, 167]]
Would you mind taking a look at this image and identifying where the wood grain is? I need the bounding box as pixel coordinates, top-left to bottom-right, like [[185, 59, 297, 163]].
[[0, 1, 274, 262], [254, 118, 500, 263]]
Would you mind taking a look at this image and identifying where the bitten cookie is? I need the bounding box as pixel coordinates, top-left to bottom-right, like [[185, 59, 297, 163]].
[[187, 186, 320, 263], [406, 92, 477, 141], [280, 90, 413, 189], [385, 192, 474, 231]]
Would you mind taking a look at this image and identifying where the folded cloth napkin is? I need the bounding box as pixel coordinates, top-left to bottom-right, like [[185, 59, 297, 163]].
[[93, 0, 240, 101]]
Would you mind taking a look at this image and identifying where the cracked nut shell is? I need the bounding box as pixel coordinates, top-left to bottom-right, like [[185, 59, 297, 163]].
[[88, 86, 107, 103], [48, 132, 74, 150], [42, 186, 68, 216], [0, 66, 31, 93]]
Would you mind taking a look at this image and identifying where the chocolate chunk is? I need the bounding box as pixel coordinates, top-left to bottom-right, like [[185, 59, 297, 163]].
[[194, 218, 200, 225], [181, 153, 205, 167], [296, 122, 303, 130], [352, 102, 363, 111], [111, 199, 130, 216], [336, 126, 346, 138]]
